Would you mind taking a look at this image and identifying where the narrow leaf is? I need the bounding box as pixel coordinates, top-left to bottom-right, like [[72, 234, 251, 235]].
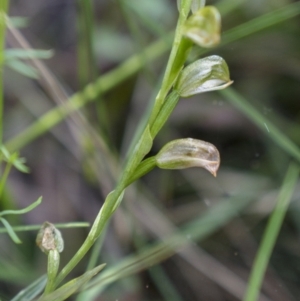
[[6, 59, 39, 78], [220, 87, 300, 163], [244, 163, 299, 301], [12, 157, 30, 173], [0, 217, 22, 243], [0, 196, 42, 217], [8, 17, 29, 28], [37, 264, 106, 301], [5, 49, 53, 60], [0, 145, 10, 160], [121, 125, 153, 187], [11, 275, 47, 301]]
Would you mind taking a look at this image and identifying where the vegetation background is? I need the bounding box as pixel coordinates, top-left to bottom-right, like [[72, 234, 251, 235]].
[[1, 0, 300, 300]]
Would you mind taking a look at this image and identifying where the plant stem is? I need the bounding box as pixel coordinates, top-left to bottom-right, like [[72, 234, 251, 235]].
[[0, 0, 9, 145], [44, 250, 60, 294], [125, 156, 156, 187], [148, 0, 192, 126], [0, 161, 12, 199], [54, 186, 124, 287], [77, 0, 96, 89], [0, 222, 89, 233], [53, 0, 193, 290], [150, 90, 180, 138]]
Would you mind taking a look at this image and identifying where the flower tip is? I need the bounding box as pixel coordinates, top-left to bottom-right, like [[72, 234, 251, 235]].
[[226, 80, 234, 88], [205, 160, 219, 177]]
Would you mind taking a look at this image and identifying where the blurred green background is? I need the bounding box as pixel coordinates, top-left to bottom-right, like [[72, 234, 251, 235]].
[[1, 0, 300, 300]]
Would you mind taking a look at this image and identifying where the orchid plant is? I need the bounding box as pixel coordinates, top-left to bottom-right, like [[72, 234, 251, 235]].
[[38, 1, 232, 299], [1, 0, 233, 299]]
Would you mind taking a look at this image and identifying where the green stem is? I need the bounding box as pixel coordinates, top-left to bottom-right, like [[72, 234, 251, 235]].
[[54, 186, 124, 287], [54, 125, 153, 286], [44, 250, 60, 294], [0, 161, 12, 200], [150, 90, 180, 138], [243, 162, 299, 301], [53, 2, 193, 290], [51, 0, 195, 291], [77, 0, 96, 89], [0, 222, 89, 233], [148, 0, 192, 126], [85, 227, 107, 271], [0, 0, 9, 145], [125, 156, 157, 187]]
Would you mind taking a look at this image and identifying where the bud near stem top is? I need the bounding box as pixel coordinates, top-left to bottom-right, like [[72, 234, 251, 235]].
[[183, 6, 221, 48], [36, 222, 64, 254]]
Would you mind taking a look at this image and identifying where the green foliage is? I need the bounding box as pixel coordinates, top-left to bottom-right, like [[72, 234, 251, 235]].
[[0, 197, 42, 243], [38, 265, 105, 301], [243, 163, 299, 301], [0, 0, 300, 300], [4, 49, 53, 79], [10, 276, 47, 301], [0, 146, 29, 173]]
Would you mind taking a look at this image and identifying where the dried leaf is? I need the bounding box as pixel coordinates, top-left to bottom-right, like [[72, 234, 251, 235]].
[[36, 222, 64, 254]]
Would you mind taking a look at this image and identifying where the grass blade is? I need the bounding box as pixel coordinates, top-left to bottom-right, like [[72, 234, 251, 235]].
[[0, 217, 22, 243], [37, 264, 106, 301], [82, 193, 255, 299], [243, 162, 299, 301], [220, 87, 300, 162], [0, 196, 42, 217], [11, 275, 47, 301], [0, 222, 90, 233], [5, 2, 300, 153]]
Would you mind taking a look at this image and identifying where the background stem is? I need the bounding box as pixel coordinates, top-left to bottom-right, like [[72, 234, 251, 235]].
[[0, 0, 9, 145]]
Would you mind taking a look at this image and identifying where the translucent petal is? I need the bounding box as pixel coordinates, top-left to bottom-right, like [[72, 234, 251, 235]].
[[183, 6, 221, 48], [175, 55, 233, 97], [156, 138, 220, 177], [191, 0, 206, 14]]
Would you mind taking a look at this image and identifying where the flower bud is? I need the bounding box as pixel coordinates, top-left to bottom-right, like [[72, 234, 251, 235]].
[[36, 222, 64, 254], [183, 6, 221, 48], [175, 55, 233, 98], [155, 138, 220, 177]]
